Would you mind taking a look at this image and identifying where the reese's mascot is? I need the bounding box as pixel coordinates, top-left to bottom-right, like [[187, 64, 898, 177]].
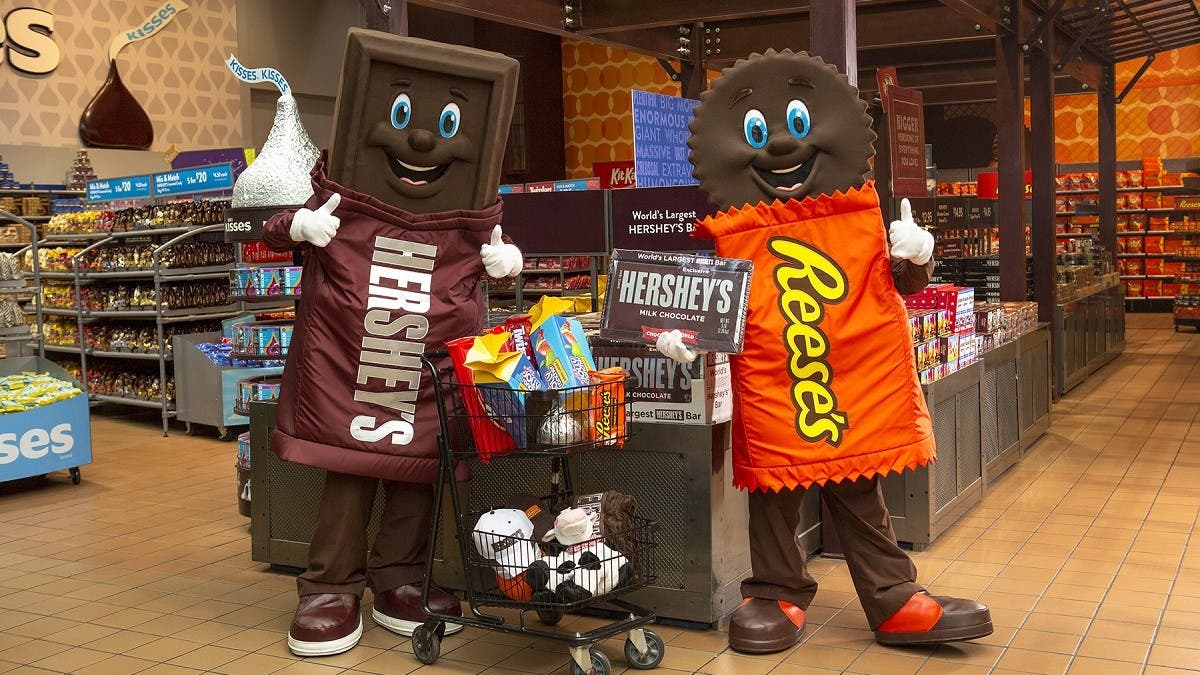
[[263, 29, 523, 657], [655, 50, 993, 652]]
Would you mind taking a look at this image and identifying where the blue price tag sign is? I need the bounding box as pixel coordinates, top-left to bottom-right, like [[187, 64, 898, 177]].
[[86, 175, 152, 202], [152, 162, 234, 197], [631, 90, 699, 188]]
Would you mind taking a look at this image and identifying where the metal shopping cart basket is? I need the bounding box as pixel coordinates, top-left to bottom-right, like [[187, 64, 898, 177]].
[[413, 351, 665, 675]]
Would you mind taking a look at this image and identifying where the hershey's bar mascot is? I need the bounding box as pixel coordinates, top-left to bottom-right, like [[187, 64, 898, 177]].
[[656, 50, 993, 653], [264, 29, 522, 657]]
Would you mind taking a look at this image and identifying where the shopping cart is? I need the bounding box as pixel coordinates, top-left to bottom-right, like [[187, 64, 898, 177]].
[[412, 350, 665, 675]]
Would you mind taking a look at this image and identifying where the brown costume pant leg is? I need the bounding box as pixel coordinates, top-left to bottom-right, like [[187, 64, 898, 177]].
[[297, 471, 434, 597], [743, 476, 923, 629]]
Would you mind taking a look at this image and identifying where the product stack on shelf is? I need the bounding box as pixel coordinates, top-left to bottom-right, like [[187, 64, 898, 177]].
[[66, 150, 97, 191], [905, 284, 977, 385]]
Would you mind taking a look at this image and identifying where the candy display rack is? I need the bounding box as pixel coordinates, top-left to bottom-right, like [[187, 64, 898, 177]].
[[34, 223, 243, 434], [0, 209, 43, 358], [0, 355, 91, 487], [173, 331, 282, 441]]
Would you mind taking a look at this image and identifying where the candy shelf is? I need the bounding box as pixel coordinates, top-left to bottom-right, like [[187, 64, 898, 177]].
[[29, 223, 241, 434]]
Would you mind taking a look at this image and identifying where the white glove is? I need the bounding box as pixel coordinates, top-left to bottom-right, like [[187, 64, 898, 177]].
[[655, 329, 696, 364], [888, 198, 935, 265], [480, 224, 523, 278], [289, 193, 341, 247]]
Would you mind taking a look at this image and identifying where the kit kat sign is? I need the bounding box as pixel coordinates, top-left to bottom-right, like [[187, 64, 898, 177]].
[[886, 84, 926, 198], [594, 160, 636, 189]]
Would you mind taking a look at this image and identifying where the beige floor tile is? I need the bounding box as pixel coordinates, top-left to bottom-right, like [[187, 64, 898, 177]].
[[0, 640, 70, 665], [72, 655, 159, 675], [696, 652, 777, 674], [124, 635, 205, 662], [845, 650, 927, 675], [1148, 644, 1200, 670], [1085, 618, 1158, 643], [1075, 635, 1150, 663], [1008, 628, 1083, 655], [781, 643, 861, 670], [1067, 656, 1149, 675], [997, 647, 1074, 674], [209, 651, 295, 675]]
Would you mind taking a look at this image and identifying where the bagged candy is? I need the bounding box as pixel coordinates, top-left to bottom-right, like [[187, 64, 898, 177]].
[[588, 368, 627, 447], [450, 332, 548, 460]]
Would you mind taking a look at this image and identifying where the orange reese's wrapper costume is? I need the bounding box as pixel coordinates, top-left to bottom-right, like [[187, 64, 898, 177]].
[[692, 182, 935, 492]]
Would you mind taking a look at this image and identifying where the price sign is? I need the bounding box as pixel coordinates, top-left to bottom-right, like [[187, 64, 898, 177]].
[[904, 197, 937, 228], [152, 162, 234, 197], [86, 174, 152, 202], [967, 199, 996, 227]]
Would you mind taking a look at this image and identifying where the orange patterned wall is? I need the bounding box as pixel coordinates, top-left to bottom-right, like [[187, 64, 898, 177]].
[[561, 39, 682, 179], [1056, 46, 1200, 163], [565, 39, 1200, 174]]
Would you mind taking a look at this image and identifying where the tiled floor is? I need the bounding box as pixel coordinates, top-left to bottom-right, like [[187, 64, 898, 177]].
[[2, 313, 1199, 674]]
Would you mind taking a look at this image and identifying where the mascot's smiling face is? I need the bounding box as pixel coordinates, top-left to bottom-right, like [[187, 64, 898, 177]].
[[364, 71, 490, 206], [688, 49, 876, 211], [327, 29, 518, 213]]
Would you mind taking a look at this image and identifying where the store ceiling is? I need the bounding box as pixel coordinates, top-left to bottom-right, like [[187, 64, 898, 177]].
[[403, 0, 1200, 102]]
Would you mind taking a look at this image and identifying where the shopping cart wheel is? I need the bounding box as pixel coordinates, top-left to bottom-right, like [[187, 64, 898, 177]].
[[411, 622, 440, 665], [569, 648, 611, 675], [536, 607, 563, 626], [624, 629, 665, 669], [69, 468, 81, 485]]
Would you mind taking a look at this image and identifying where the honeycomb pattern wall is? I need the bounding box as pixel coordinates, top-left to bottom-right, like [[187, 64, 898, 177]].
[[0, 0, 241, 152], [561, 38, 682, 179], [1056, 46, 1200, 163]]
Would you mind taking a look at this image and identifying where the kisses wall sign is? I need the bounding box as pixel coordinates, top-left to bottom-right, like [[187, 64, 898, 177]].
[[1, 6, 61, 74]]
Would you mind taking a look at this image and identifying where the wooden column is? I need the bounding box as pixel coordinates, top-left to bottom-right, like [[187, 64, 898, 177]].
[[810, 0, 857, 86], [1029, 32, 1056, 323], [996, 4, 1027, 301], [1098, 64, 1118, 257], [363, 0, 409, 35]]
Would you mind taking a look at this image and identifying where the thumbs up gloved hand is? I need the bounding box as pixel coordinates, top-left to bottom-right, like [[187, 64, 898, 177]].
[[888, 198, 935, 265], [290, 193, 342, 247], [655, 329, 697, 364], [480, 224, 524, 278]]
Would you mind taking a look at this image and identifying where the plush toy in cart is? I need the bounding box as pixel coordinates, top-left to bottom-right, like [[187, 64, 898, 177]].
[[472, 493, 640, 604]]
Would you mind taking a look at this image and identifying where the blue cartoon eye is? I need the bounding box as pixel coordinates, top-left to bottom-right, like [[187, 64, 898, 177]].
[[743, 109, 768, 149], [786, 99, 811, 139], [439, 102, 461, 138], [390, 93, 411, 130]]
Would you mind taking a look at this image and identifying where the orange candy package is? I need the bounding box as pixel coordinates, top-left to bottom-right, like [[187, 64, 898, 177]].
[[588, 367, 627, 447]]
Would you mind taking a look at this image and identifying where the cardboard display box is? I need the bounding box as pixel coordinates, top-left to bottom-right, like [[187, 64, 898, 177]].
[[590, 339, 732, 425]]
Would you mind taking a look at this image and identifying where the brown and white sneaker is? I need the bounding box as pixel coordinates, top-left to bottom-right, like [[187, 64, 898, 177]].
[[287, 593, 363, 657], [371, 583, 463, 636]]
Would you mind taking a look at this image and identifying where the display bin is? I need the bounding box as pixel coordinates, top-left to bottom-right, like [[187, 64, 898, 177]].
[[883, 361, 983, 551], [0, 356, 92, 485], [981, 339, 1021, 484], [173, 332, 283, 441], [1056, 284, 1124, 397], [1018, 325, 1052, 451]]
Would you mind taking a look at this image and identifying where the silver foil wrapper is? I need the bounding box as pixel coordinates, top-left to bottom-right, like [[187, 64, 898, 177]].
[[232, 93, 320, 208], [539, 405, 583, 446]]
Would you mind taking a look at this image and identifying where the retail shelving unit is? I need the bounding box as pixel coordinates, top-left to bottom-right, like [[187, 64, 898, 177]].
[[35, 224, 241, 434], [487, 255, 602, 317]]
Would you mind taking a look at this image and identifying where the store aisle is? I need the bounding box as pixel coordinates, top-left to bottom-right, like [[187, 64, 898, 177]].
[[1, 314, 1199, 675]]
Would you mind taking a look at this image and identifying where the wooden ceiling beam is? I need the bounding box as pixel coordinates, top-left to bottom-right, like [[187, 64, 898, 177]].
[[576, 0, 810, 34]]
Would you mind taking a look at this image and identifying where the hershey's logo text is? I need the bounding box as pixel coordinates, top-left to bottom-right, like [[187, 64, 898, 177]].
[[349, 236, 437, 446]]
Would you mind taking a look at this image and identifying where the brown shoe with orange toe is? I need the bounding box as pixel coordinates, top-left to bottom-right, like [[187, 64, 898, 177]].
[[728, 598, 807, 654], [874, 591, 993, 646]]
